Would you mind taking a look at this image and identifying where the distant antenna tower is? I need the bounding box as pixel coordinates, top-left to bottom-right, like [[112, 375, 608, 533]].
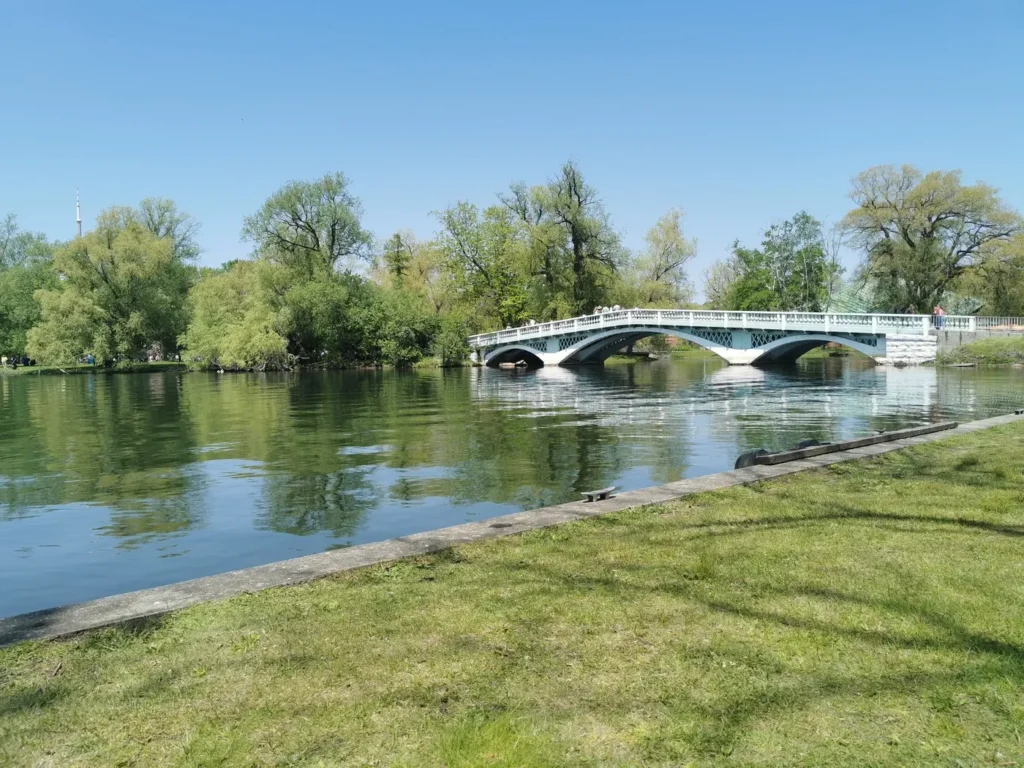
[[76, 189, 82, 237]]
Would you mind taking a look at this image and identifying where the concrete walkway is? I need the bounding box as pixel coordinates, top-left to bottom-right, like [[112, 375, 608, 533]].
[[2, 412, 1021, 647]]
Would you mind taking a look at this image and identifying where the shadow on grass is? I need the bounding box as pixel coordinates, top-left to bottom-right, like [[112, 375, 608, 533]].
[[0, 610, 167, 649], [510, 468, 1024, 758], [674, 506, 1024, 541], [514, 550, 1024, 757], [0, 682, 71, 717]]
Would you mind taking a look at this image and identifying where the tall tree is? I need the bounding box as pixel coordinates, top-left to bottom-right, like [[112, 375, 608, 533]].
[[236, 174, 379, 363], [242, 172, 372, 277], [547, 161, 622, 314], [0, 214, 56, 355], [436, 202, 528, 327], [843, 165, 1022, 312], [0, 214, 53, 268], [719, 212, 838, 311], [381, 231, 413, 280], [501, 182, 568, 317], [724, 242, 778, 311], [958, 234, 1024, 316], [626, 208, 697, 306], [137, 198, 201, 260], [703, 259, 739, 310], [28, 210, 191, 364]]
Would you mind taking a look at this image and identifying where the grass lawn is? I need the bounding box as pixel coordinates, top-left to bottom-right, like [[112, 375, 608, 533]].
[[605, 354, 657, 365], [938, 336, 1024, 366], [669, 346, 721, 360], [2, 424, 1024, 766]]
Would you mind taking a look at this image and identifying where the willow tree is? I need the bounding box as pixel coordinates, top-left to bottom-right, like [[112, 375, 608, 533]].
[[242, 172, 372, 277], [626, 208, 697, 307], [28, 209, 192, 364], [843, 165, 1022, 313]]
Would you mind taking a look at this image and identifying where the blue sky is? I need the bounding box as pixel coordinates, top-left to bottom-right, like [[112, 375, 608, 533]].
[[2, 0, 1022, 295]]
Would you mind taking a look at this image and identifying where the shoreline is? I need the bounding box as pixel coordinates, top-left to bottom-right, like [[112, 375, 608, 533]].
[[2, 410, 1020, 647], [0, 361, 472, 376]]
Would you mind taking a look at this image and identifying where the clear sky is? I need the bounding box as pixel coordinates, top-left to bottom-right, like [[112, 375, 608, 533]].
[[2, 0, 1022, 295]]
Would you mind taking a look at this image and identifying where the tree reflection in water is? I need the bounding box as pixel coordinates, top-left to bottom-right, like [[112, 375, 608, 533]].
[[2, 359, 1024, 615]]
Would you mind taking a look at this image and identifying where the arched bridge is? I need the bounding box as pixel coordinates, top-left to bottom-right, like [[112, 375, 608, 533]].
[[468, 309, 1001, 367]]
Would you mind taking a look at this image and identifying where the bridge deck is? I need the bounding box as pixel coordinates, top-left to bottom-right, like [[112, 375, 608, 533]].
[[468, 310, 1022, 349]]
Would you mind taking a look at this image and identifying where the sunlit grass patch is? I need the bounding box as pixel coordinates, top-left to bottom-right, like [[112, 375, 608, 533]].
[[2, 422, 1024, 766]]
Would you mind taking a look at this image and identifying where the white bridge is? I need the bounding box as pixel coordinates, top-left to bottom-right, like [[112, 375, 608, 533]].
[[468, 310, 1012, 367]]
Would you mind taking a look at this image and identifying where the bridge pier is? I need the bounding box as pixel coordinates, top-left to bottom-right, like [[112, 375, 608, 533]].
[[873, 334, 938, 366]]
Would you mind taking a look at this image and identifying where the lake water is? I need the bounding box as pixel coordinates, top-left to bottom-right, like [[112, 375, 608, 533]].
[[2, 358, 1023, 617]]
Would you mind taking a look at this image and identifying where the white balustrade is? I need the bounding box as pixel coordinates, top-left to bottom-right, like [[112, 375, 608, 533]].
[[466, 309, 1024, 348]]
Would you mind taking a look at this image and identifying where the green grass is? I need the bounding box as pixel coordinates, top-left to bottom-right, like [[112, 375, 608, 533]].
[[0, 361, 187, 376], [605, 354, 657, 365], [669, 345, 720, 359], [937, 336, 1024, 366], [3, 424, 1024, 766]]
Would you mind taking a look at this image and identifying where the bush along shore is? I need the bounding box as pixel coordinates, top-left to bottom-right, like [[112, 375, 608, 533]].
[[937, 336, 1024, 366], [2, 421, 1024, 766]]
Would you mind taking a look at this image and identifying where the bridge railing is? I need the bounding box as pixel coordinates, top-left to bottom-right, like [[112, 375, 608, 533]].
[[939, 316, 1024, 331], [467, 310, 1024, 348]]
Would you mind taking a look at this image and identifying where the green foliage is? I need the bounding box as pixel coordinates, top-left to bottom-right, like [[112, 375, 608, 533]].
[[843, 165, 1023, 313], [179, 262, 290, 370], [0, 216, 57, 356], [957, 234, 1024, 316], [432, 312, 473, 366], [545, 161, 623, 314], [241, 171, 371, 277], [619, 208, 696, 307], [717, 212, 839, 311], [281, 271, 377, 364], [374, 288, 439, 367], [23, 161, 1024, 370], [702, 259, 739, 310], [28, 212, 193, 364], [381, 232, 412, 280], [436, 202, 529, 328], [136, 197, 201, 260], [725, 243, 778, 310]]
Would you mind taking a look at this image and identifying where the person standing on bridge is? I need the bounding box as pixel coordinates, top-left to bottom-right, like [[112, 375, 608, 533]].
[[933, 304, 946, 329]]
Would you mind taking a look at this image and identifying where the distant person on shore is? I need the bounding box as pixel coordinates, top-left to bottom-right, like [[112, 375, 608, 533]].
[[933, 304, 946, 329]]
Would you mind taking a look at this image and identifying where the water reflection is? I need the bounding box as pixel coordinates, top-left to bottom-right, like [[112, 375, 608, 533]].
[[1, 359, 1023, 616]]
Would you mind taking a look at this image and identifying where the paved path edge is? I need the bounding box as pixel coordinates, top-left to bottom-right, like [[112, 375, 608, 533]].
[[2, 412, 1021, 647]]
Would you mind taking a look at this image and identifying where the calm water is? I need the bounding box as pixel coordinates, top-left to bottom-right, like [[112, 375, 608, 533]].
[[2, 358, 1023, 617]]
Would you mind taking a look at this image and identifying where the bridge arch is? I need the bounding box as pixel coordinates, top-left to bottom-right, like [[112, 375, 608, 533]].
[[481, 344, 546, 368], [558, 328, 881, 366], [563, 327, 726, 364], [751, 333, 880, 363]]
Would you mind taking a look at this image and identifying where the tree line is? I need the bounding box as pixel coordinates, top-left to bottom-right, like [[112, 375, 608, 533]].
[[1, 162, 1021, 370]]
